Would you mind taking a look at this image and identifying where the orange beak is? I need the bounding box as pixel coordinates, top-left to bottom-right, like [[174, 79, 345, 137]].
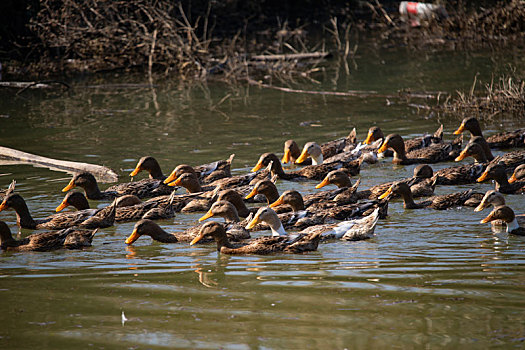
[[281, 149, 291, 164], [453, 123, 465, 135], [163, 170, 178, 185], [129, 164, 142, 177], [245, 187, 258, 199], [480, 211, 496, 224], [476, 170, 490, 183], [455, 149, 468, 162], [55, 199, 69, 212], [377, 142, 389, 154], [508, 173, 518, 184], [474, 200, 489, 212], [294, 149, 309, 164], [0, 201, 7, 212], [190, 234, 205, 245], [378, 187, 393, 200], [167, 176, 183, 187], [125, 229, 141, 245], [251, 159, 264, 172], [269, 195, 285, 208], [364, 131, 374, 145], [198, 210, 215, 222], [315, 177, 331, 189], [62, 178, 76, 192]]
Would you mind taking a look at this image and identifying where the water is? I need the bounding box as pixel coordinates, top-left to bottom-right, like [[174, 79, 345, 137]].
[[0, 43, 524, 349]]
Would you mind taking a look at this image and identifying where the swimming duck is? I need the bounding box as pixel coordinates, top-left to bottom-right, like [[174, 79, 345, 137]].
[[252, 152, 361, 181], [509, 164, 525, 184], [378, 182, 482, 210], [129, 156, 166, 180], [191, 221, 322, 254], [474, 190, 525, 229], [454, 117, 525, 149], [245, 179, 280, 204], [377, 134, 456, 165], [477, 163, 525, 194], [0, 191, 117, 230], [56, 192, 142, 212], [282, 140, 312, 165], [480, 206, 525, 235], [246, 206, 379, 241], [454, 139, 490, 163], [197, 200, 250, 238], [0, 221, 97, 251], [62, 172, 118, 200], [316, 165, 435, 200], [364, 125, 443, 154]]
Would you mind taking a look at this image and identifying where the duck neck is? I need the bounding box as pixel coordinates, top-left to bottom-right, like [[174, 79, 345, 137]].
[[148, 165, 165, 180], [14, 202, 37, 229], [262, 188, 279, 204], [507, 218, 520, 234], [477, 138, 494, 161], [150, 226, 179, 243], [221, 210, 240, 223], [266, 216, 287, 237], [233, 201, 251, 218], [468, 124, 483, 138], [493, 174, 510, 192], [400, 190, 418, 209], [392, 145, 408, 164], [311, 153, 323, 166], [185, 181, 202, 193], [271, 160, 286, 177], [215, 234, 235, 251], [83, 182, 104, 200]]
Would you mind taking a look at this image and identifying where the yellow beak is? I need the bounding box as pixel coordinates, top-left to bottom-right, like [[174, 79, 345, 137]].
[[129, 164, 142, 177], [0, 201, 7, 212], [62, 179, 76, 192], [476, 171, 490, 183], [269, 195, 285, 208], [378, 187, 393, 200], [455, 149, 468, 162], [251, 159, 264, 172], [474, 201, 488, 212], [125, 229, 141, 245], [246, 213, 261, 229], [295, 149, 309, 164], [55, 199, 69, 212], [480, 212, 495, 224], [198, 210, 215, 222], [281, 149, 291, 164], [167, 176, 183, 187], [508, 173, 518, 184], [245, 187, 258, 199], [315, 177, 331, 189], [377, 142, 389, 154], [364, 132, 374, 145], [190, 234, 205, 245], [163, 170, 178, 185], [453, 124, 465, 135]]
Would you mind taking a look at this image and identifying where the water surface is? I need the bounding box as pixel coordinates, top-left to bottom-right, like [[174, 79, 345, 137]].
[[0, 43, 524, 349]]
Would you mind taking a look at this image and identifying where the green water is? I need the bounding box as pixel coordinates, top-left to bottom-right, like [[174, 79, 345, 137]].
[[0, 44, 524, 349]]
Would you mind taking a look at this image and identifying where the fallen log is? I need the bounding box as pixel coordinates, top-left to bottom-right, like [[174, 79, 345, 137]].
[[251, 52, 330, 61], [0, 146, 118, 183]]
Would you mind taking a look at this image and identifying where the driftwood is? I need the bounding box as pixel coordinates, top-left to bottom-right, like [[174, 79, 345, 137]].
[[0, 146, 118, 183]]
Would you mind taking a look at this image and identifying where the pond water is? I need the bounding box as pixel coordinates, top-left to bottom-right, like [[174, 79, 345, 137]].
[[0, 43, 524, 349]]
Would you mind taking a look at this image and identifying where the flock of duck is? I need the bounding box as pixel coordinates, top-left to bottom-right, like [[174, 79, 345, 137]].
[[0, 117, 524, 254]]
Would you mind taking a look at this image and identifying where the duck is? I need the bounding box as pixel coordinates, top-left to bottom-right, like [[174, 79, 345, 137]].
[[197, 200, 250, 238], [0, 220, 97, 251], [454, 117, 525, 149], [364, 125, 444, 154], [316, 165, 436, 200], [378, 182, 482, 210], [190, 221, 323, 254], [509, 164, 525, 183], [454, 138, 490, 163], [295, 142, 324, 165], [453, 117, 495, 160], [129, 156, 166, 180], [480, 206, 525, 235], [55, 191, 176, 222], [0, 191, 117, 230], [56, 192, 141, 212], [474, 190, 525, 229], [252, 152, 361, 181], [246, 206, 380, 241], [62, 172, 118, 200], [245, 179, 280, 204], [377, 134, 456, 165], [476, 163, 525, 194], [282, 140, 312, 165]]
